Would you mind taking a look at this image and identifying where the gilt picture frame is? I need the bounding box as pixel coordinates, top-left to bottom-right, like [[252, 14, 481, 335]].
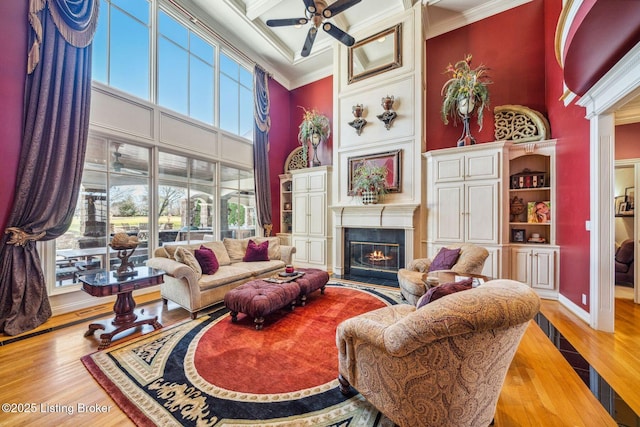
[[347, 149, 402, 195]]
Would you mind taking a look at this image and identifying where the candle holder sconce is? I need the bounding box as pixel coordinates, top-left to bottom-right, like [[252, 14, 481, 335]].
[[348, 104, 368, 136], [377, 95, 397, 130]]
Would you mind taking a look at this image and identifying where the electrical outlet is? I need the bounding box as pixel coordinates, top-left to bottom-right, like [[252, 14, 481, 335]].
[[585, 220, 591, 231], [582, 294, 587, 305]]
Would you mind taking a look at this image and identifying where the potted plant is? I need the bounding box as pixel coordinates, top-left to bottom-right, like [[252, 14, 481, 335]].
[[351, 161, 389, 204], [441, 54, 491, 145], [298, 107, 331, 166]]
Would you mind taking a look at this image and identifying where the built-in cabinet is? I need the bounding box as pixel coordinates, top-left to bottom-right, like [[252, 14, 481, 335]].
[[425, 140, 559, 298], [507, 140, 558, 298], [426, 142, 507, 279], [290, 166, 332, 270]]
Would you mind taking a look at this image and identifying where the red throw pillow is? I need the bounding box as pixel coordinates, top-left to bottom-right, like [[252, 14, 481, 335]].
[[427, 247, 461, 272], [243, 239, 269, 262], [195, 245, 219, 274], [416, 278, 473, 308]]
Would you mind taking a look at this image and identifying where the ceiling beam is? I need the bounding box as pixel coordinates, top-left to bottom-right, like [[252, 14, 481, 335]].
[[246, 0, 285, 21]]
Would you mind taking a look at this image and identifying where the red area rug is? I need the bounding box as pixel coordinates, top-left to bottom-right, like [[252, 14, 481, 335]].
[[82, 282, 401, 426]]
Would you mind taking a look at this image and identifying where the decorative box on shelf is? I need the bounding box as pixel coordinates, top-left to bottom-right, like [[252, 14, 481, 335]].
[[510, 168, 548, 189]]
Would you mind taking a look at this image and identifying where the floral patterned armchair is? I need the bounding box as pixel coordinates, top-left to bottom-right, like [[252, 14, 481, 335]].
[[336, 279, 540, 427]]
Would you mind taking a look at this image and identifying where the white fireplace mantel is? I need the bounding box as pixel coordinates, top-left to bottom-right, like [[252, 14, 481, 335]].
[[330, 204, 419, 229], [331, 204, 419, 276]]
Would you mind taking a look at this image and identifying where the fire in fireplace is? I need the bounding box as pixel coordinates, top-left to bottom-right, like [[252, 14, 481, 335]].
[[344, 228, 405, 280]]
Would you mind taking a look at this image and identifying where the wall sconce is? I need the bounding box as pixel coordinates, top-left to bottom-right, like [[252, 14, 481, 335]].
[[348, 104, 368, 136], [377, 95, 397, 130]]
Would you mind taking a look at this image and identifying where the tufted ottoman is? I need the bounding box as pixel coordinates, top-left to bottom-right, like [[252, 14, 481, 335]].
[[295, 268, 330, 306], [223, 280, 301, 330]]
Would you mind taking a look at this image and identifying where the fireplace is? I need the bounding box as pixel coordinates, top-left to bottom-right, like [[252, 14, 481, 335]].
[[344, 228, 405, 280]]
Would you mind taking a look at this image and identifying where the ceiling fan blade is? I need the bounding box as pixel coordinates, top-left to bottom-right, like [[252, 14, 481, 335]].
[[302, 0, 317, 14], [322, 0, 362, 18], [301, 27, 318, 57], [323, 22, 355, 46], [266, 17, 308, 27]]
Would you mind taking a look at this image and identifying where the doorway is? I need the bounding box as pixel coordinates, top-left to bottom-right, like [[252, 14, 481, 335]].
[[613, 161, 638, 303]]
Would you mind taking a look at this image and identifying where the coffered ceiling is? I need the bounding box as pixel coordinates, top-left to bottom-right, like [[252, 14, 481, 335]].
[[181, 0, 530, 89]]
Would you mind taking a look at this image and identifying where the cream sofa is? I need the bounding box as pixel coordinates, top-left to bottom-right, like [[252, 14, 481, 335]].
[[146, 237, 295, 319]]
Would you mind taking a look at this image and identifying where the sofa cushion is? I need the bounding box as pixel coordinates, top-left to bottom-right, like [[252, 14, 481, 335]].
[[428, 247, 461, 272], [416, 278, 473, 308], [243, 239, 270, 262], [233, 260, 286, 276], [223, 238, 248, 263], [174, 246, 202, 279], [197, 265, 254, 291], [615, 240, 634, 265], [256, 236, 281, 261], [195, 245, 219, 274], [201, 241, 231, 266]]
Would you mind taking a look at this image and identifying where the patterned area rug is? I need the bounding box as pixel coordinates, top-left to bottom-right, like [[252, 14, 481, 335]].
[[82, 282, 401, 426]]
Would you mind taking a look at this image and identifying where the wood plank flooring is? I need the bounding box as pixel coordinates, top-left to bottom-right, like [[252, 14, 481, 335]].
[[0, 289, 634, 426]]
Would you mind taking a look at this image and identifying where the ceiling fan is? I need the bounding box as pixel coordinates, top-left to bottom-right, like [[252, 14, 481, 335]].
[[266, 0, 361, 57]]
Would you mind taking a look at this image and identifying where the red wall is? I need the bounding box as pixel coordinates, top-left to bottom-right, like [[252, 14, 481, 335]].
[[426, 0, 592, 310], [0, 1, 27, 234], [544, 0, 591, 310], [267, 78, 292, 235], [290, 76, 333, 167], [267, 75, 333, 234], [425, 1, 546, 150], [615, 122, 640, 160]]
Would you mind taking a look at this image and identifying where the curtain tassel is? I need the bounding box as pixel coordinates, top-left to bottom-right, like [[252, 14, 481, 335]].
[[4, 227, 46, 246]]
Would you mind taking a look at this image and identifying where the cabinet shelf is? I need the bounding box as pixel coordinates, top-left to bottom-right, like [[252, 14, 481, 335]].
[[509, 187, 550, 192], [510, 222, 551, 226]]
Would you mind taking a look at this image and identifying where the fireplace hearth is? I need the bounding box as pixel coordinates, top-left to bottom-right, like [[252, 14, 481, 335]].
[[344, 228, 405, 280]]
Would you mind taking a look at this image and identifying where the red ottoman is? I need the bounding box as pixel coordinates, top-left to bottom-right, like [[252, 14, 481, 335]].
[[224, 280, 301, 330], [295, 268, 330, 306]]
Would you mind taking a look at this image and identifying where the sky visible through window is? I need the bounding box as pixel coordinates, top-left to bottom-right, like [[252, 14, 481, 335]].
[[92, 0, 253, 139]]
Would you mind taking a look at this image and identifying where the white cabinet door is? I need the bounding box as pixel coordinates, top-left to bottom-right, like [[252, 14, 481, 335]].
[[510, 246, 556, 290], [292, 193, 309, 235], [434, 183, 464, 242], [531, 248, 556, 290], [510, 247, 532, 284], [433, 155, 464, 182], [466, 181, 498, 243], [292, 235, 309, 263], [308, 192, 326, 237], [308, 238, 326, 265], [465, 151, 499, 180]]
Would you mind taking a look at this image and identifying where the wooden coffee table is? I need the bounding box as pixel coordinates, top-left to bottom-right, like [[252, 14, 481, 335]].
[[80, 267, 165, 349]]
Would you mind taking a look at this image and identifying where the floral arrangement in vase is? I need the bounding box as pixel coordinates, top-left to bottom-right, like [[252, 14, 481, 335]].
[[351, 161, 388, 204], [297, 107, 331, 166], [441, 54, 491, 131]]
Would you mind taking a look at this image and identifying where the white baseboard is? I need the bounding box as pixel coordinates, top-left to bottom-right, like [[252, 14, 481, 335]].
[[558, 293, 591, 324]]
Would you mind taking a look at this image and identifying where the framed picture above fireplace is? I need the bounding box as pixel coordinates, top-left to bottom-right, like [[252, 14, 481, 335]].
[[348, 149, 402, 196]]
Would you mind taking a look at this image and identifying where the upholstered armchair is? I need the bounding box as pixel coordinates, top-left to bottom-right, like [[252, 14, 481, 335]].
[[397, 243, 489, 304], [336, 280, 540, 427]]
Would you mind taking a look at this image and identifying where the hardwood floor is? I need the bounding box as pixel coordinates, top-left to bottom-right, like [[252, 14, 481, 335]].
[[0, 289, 635, 426]]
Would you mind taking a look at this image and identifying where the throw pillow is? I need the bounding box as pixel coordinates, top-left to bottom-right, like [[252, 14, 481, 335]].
[[195, 245, 219, 275], [427, 247, 461, 272], [416, 278, 473, 308], [243, 239, 269, 262], [174, 246, 202, 278]]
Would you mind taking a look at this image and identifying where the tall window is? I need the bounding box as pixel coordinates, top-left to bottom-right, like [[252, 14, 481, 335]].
[[158, 152, 216, 245], [91, 0, 253, 139], [219, 52, 254, 139], [54, 138, 151, 288], [92, 0, 151, 101], [157, 10, 215, 124], [220, 166, 256, 239]]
